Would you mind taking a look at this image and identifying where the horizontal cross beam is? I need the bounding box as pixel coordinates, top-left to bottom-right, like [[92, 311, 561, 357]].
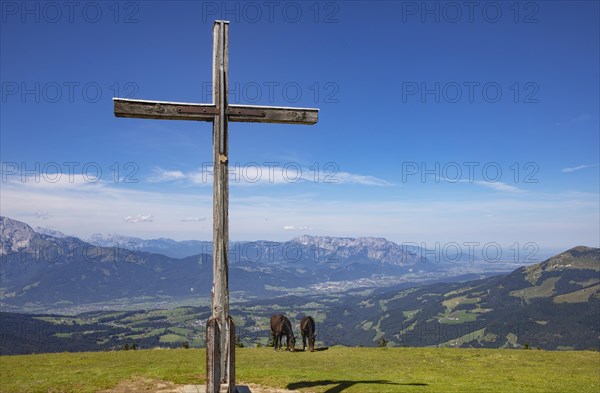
[[114, 98, 318, 125]]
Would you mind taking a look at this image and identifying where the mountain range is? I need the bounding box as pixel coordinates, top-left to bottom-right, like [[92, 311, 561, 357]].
[[2, 216, 509, 313]]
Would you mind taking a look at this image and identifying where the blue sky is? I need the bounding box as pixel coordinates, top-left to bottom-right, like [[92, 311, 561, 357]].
[[1, 1, 598, 253]]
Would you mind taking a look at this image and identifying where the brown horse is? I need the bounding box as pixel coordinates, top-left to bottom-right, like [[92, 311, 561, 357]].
[[300, 315, 316, 352], [270, 314, 296, 351]]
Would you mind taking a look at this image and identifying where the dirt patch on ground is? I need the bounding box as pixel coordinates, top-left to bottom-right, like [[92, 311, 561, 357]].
[[97, 377, 183, 393], [97, 378, 302, 393], [238, 383, 301, 393]]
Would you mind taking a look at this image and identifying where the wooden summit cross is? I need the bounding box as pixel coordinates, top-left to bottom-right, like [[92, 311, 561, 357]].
[[113, 21, 319, 393]]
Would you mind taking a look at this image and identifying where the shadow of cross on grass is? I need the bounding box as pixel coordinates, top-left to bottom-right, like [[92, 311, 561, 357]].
[[286, 379, 427, 393]]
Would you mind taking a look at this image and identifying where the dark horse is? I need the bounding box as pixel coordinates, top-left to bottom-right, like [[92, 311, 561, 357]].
[[270, 314, 296, 351], [300, 315, 316, 352]]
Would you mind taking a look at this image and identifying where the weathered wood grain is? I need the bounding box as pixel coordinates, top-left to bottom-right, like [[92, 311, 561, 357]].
[[113, 98, 217, 121], [206, 317, 221, 393], [212, 20, 231, 385], [114, 99, 318, 125], [228, 104, 318, 125]]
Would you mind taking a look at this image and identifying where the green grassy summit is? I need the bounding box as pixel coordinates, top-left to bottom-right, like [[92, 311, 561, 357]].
[[1, 346, 598, 393]]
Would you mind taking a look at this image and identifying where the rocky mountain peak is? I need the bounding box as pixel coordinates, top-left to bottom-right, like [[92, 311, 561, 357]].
[[0, 216, 39, 254], [290, 235, 417, 265], [292, 235, 395, 248]]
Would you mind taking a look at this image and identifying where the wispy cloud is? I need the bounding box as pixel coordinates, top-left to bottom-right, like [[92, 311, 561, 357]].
[[474, 181, 522, 192], [1, 169, 212, 239], [149, 169, 186, 182], [450, 179, 523, 193], [180, 216, 206, 222], [334, 172, 392, 186], [33, 210, 50, 220], [561, 164, 598, 173], [283, 225, 312, 231], [2, 171, 598, 248], [124, 214, 154, 223], [1, 172, 103, 190], [148, 166, 392, 187], [555, 113, 592, 127]]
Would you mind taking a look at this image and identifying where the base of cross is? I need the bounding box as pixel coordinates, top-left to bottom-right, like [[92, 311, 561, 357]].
[[206, 316, 236, 393], [181, 384, 251, 393]]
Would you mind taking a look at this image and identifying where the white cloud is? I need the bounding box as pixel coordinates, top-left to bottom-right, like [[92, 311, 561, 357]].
[[180, 216, 207, 222], [148, 169, 187, 182], [1, 177, 212, 239], [283, 225, 312, 231], [148, 165, 391, 187], [474, 181, 522, 193], [451, 179, 522, 192], [34, 210, 50, 220], [561, 164, 598, 173], [124, 214, 154, 223], [556, 113, 592, 127], [333, 172, 393, 186]]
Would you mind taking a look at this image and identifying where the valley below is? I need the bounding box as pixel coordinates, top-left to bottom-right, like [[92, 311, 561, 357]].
[[1, 217, 599, 355]]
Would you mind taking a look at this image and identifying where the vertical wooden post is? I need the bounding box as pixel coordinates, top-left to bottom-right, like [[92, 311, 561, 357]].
[[206, 317, 221, 393], [211, 20, 233, 389]]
